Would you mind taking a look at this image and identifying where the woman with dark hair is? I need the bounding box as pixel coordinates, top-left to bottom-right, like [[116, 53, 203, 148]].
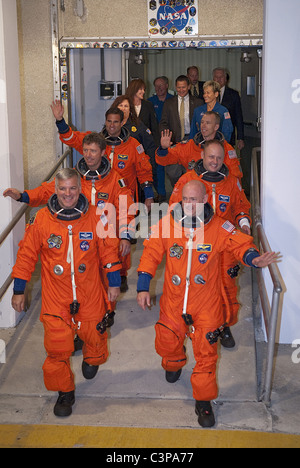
[[126, 79, 160, 147], [112, 94, 166, 201]]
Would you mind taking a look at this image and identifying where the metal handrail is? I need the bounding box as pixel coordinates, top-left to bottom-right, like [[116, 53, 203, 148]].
[[0, 149, 71, 301], [250, 147, 284, 406]]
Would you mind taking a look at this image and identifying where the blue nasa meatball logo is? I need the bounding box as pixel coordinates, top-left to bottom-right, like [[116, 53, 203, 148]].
[[198, 253, 208, 264], [80, 241, 90, 251], [157, 3, 190, 34]]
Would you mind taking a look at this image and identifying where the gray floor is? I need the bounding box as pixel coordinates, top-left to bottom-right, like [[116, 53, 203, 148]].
[[0, 238, 299, 436]]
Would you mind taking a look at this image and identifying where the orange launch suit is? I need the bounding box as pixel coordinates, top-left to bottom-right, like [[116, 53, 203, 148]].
[[12, 200, 121, 393], [137, 205, 258, 401], [169, 162, 251, 326]]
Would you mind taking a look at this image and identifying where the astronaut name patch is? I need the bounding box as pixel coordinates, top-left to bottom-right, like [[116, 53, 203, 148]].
[[79, 232, 93, 240], [219, 194, 230, 203], [97, 192, 109, 200]]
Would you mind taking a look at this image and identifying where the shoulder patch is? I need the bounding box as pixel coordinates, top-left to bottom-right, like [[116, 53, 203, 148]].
[[228, 150, 237, 159], [25, 213, 37, 231], [221, 220, 235, 233], [136, 144, 145, 154], [224, 112, 231, 120], [28, 214, 37, 225], [118, 178, 126, 188]]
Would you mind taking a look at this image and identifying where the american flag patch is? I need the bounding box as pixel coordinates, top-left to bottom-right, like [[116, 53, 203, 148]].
[[137, 144, 145, 154], [222, 220, 235, 232], [224, 112, 231, 119]]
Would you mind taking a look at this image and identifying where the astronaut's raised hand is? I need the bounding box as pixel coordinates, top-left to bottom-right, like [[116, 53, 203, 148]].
[[50, 100, 64, 121], [160, 129, 173, 149]]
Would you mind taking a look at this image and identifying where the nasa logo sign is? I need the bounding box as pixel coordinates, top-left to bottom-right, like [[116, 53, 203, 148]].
[[148, 1, 198, 38], [158, 3, 189, 33]]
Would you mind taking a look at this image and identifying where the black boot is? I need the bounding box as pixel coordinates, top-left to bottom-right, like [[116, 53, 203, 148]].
[[54, 390, 75, 417], [195, 400, 215, 428], [220, 326, 236, 348], [82, 360, 99, 380], [165, 368, 182, 383]]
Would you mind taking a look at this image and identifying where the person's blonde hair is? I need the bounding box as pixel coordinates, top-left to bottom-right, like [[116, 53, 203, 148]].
[[203, 80, 220, 94]]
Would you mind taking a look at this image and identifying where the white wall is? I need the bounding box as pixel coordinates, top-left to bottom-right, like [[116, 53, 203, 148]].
[[261, 0, 300, 343], [0, 0, 25, 327], [69, 48, 122, 163]]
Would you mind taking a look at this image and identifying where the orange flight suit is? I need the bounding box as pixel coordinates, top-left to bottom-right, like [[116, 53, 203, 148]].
[[58, 126, 153, 199], [23, 157, 135, 300], [155, 131, 243, 180], [137, 205, 258, 401], [169, 162, 251, 327], [12, 197, 121, 393]]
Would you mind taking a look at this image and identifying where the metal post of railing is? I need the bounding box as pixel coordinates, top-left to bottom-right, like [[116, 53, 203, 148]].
[[263, 287, 281, 405], [250, 147, 283, 406]]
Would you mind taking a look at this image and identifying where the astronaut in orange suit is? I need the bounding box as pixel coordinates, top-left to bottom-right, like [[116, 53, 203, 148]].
[[50, 101, 154, 211], [169, 139, 251, 348], [156, 111, 243, 180], [137, 180, 279, 427], [4, 132, 135, 295], [11, 168, 121, 417]]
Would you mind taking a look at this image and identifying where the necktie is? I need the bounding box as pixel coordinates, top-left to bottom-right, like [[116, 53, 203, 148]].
[[180, 97, 185, 140], [193, 85, 198, 97]]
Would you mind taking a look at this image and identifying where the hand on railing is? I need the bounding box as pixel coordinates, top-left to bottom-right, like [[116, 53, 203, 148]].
[[252, 251, 281, 268], [241, 225, 251, 236], [3, 188, 22, 201]]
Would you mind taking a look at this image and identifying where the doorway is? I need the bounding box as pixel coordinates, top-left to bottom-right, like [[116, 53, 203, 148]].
[[67, 46, 262, 192]]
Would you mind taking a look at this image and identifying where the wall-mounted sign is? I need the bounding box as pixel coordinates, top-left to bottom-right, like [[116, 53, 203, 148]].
[[148, 0, 198, 38]]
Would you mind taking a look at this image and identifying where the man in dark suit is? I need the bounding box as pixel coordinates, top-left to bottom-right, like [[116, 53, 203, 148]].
[[187, 65, 205, 100], [159, 75, 203, 186], [213, 67, 245, 150]]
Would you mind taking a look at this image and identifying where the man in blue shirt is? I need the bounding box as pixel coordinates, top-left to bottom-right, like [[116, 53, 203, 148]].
[[148, 76, 173, 200], [148, 76, 173, 122]]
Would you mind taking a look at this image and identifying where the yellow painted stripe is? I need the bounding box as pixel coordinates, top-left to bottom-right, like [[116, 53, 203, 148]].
[[0, 425, 300, 448]]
